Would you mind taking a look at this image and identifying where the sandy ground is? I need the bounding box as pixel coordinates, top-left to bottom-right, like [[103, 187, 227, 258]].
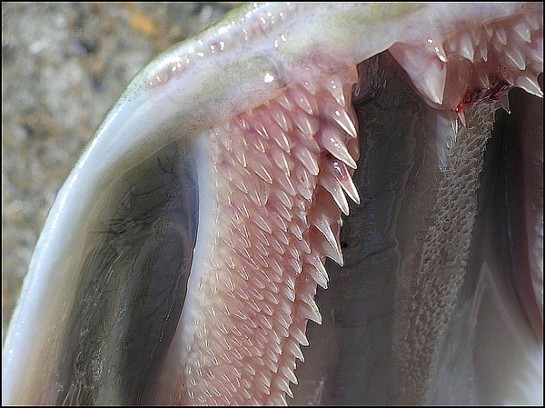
[[2, 2, 236, 344]]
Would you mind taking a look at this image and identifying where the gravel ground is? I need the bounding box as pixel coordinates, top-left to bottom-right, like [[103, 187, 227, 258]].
[[2, 2, 237, 343]]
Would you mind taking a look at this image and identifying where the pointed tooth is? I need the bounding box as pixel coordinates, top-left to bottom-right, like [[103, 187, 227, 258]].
[[495, 26, 507, 45], [271, 147, 291, 175], [320, 126, 357, 169], [497, 93, 511, 113], [514, 21, 532, 43], [291, 326, 309, 347], [302, 77, 318, 95], [329, 106, 358, 139], [281, 366, 299, 385], [276, 172, 297, 196], [251, 161, 273, 184], [296, 237, 311, 254], [307, 257, 329, 289], [505, 47, 526, 70], [273, 108, 291, 132], [298, 302, 322, 325], [317, 231, 343, 266], [457, 110, 467, 127], [319, 172, 350, 216], [459, 33, 475, 62], [328, 160, 360, 204], [290, 87, 315, 115], [287, 339, 305, 362], [515, 74, 543, 97], [524, 14, 541, 32], [326, 77, 346, 107], [294, 145, 319, 176], [270, 123, 292, 153], [277, 93, 295, 111], [285, 386, 294, 399], [433, 42, 448, 63], [253, 211, 273, 234], [312, 214, 342, 263], [293, 113, 319, 138], [274, 189, 294, 209]]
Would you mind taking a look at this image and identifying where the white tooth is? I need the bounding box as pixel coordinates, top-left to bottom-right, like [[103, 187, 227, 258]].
[[320, 126, 358, 169], [514, 21, 532, 43], [326, 77, 346, 107], [515, 74, 544, 98], [505, 47, 526, 71], [329, 160, 360, 204], [294, 144, 320, 176], [524, 14, 541, 32], [497, 93, 511, 114], [459, 33, 475, 62], [298, 302, 322, 325], [307, 254, 329, 289], [330, 107, 358, 139], [291, 326, 309, 347], [319, 237, 344, 266], [495, 26, 507, 45], [277, 93, 295, 111], [319, 172, 350, 216], [313, 214, 342, 262]]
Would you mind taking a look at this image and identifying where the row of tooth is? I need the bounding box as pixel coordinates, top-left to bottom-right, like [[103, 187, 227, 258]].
[[194, 71, 360, 403]]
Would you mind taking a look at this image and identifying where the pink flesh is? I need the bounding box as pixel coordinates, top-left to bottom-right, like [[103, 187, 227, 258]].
[[154, 69, 361, 405]]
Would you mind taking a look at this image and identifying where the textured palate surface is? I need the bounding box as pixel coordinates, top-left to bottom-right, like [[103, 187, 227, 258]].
[[2, 2, 543, 406], [163, 70, 360, 405]]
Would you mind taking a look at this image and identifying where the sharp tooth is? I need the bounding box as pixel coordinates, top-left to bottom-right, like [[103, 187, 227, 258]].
[[505, 47, 526, 70], [329, 106, 358, 138], [475, 64, 490, 88], [293, 165, 315, 201], [294, 144, 320, 176], [274, 189, 294, 208], [281, 366, 299, 385], [457, 110, 467, 127], [307, 264, 328, 290], [524, 13, 541, 32], [495, 26, 507, 45], [328, 160, 360, 204], [276, 172, 297, 196], [312, 213, 342, 262], [288, 256, 303, 275], [497, 93, 511, 114], [318, 233, 344, 266], [286, 339, 305, 362], [459, 33, 475, 62], [515, 74, 544, 97], [251, 161, 273, 184], [302, 78, 318, 95], [298, 302, 322, 325], [277, 93, 294, 111], [296, 237, 311, 254], [269, 123, 292, 153], [273, 108, 291, 131], [514, 21, 532, 43], [293, 113, 319, 139], [288, 223, 304, 241], [326, 77, 346, 107], [270, 146, 291, 175], [320, 126, 358, 169], [291, 325, 309, 346], [289, 87, 316, 115], [253, 211, 273, 234], [319, 172, 350, 216]]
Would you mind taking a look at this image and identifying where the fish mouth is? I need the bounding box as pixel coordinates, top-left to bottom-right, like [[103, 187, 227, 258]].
[[2, 3, 543, 406]]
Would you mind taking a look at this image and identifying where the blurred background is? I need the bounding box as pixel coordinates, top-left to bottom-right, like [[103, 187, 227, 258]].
[[2, 2, 237, 343]]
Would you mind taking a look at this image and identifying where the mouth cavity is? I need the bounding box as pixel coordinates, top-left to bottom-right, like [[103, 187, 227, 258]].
[[3, 4, 543, 406]]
